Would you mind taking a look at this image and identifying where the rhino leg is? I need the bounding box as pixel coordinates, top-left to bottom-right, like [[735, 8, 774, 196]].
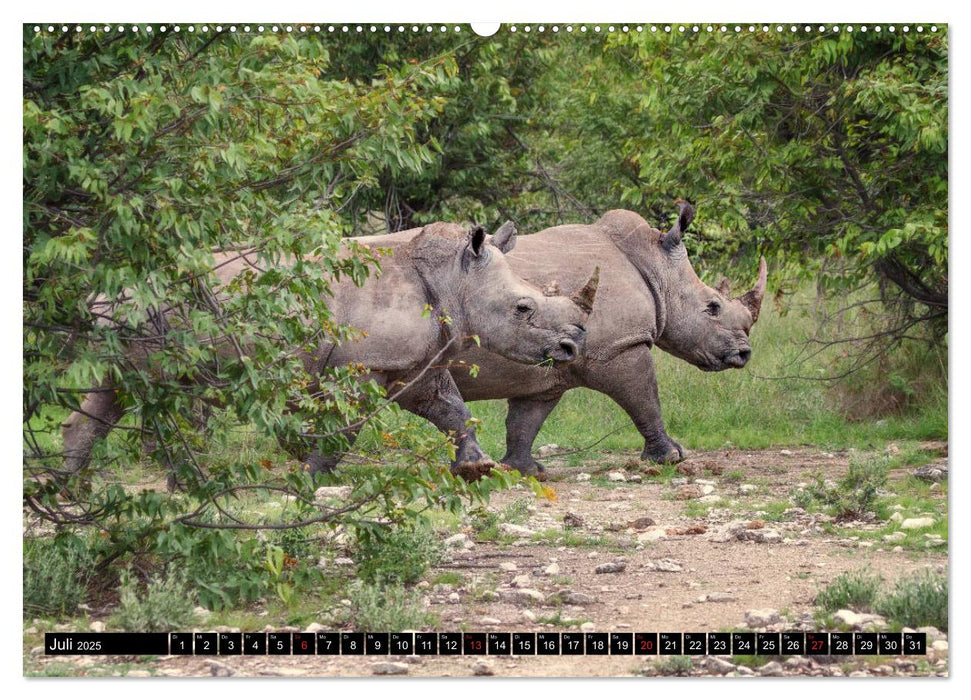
[[585, 345, 684, 464], [395, 369, 496, 481], [501, 395, 563, 478], [62, 388, 125, 474]]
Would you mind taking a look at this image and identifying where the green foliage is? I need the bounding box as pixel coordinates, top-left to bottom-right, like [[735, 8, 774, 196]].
[[799, 456, 889, 520], [874, 571, 948, 631], [23, 536, 93, 618], [354, 523, 445, 586], [110, 569, 198, 632], [347, 580, 437, 631], [815, 569, 883, 613]]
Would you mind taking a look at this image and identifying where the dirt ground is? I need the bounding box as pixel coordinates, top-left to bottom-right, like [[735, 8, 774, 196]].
[[24, 445, 949, 678]]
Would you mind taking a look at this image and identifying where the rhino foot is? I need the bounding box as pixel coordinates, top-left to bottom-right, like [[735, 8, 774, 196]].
[[641, 439, 684, 465], [450, 460, 498, 482], [499, 457, 548, 482]]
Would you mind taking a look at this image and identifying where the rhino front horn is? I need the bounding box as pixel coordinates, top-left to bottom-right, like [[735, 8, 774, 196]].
[[571, 267, 600, 314], [737, 257, 768, 323]]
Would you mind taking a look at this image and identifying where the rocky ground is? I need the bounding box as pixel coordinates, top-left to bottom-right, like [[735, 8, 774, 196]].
[[24, 445, 948, 678]]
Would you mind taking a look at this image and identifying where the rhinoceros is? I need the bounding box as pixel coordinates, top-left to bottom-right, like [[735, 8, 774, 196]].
[[357, 203, 766, 476], [61, 222, 600, 480]]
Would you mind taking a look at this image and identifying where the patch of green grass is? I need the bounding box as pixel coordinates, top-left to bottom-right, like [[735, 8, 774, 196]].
[[652, 655, 694, 675], [23, 536, 93, 619], [722, 469, 747, 484], [110, 569, 199, 633], [355, 524, 445, 586], [874, 571, 948, 631], [346, 581, 437, 631], [431, 571, 465, 587], [815, 569, 883, 613], [531, 528, 613, 549], [796, 456, 890, 520], [682, 500, 713, 518], [536, 610, 588, 628], [732, 654, 773, 668], [752, 500, 793, 522]]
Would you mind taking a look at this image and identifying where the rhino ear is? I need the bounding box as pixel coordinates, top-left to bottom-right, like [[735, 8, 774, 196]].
[[467, 225, 487, 258], [715, 276, 731, 297], [661, 200, 695, 251], [491, 221, 517, 253]]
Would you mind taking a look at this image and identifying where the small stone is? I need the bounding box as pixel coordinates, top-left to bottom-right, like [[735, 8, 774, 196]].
[[563, 512, 584, 528], [334, 556, 354, 566], [480, 617, 502, 626], [305, 622, 325, 633], [745, 609, 781, 627], [498, 523, 536, 537], [575, 473, 591, 482], [676, 484, 704, 500], [883, 532, 907, 542], [499, 588, 545, 605], [889, 512, 903, 524], [209, 661, 234, 677], [834, 609, 863, 627], [30, 646, 44, 656], [511, 574, 532, 588], [536, 444, 560, 458], [444, 533, 473, 549], [595, 562, 626, 574], [580, 622, 596, 633], [739, 484, 757, 494], [499, 562, 519, 571], [628, 475, 643, 483], [901, 517, 935, 530], [89, 621, 106, 633], [735, 666, 756, 676], [759, 661, 784, 676], [448, 592, 461, 604], [699, 495, 723, 504], [932, 640, 948, 652], [637, 529, 667, 543], [372, 662, 410, 675], [917, 626, 944, 641], [471, 660, 495, 676], [544, 563, 561, 576], [705, 592, 737, 603], [705, 656, 736, 674], [780, 449, 793, 456], [127, 670, 152, 677], [646, 559, 683, 572], [193, 606, 211, 619], [607, 471, 627, 482], [522, 610, 536, 622], [314, 485, 353, 504], [549, 589, 595, 606]]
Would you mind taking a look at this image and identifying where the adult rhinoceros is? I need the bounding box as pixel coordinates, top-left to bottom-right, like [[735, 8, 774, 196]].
[[359, 204, 766, 477], [61, 222, 600, 480]]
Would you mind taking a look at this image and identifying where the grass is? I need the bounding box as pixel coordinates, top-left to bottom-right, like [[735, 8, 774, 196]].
[[814, 569, 948, 631]]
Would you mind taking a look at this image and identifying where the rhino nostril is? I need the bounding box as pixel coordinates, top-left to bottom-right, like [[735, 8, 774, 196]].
[[737, 348, 751, 365], [559, 339, 578, 360]]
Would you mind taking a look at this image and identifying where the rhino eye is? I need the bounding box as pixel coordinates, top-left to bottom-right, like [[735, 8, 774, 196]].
[[515, 299, 535, 316], [705, 300, 721, 316]]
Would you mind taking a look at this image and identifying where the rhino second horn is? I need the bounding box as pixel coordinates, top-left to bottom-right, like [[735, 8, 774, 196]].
[[661, 200, 695, 251], [737, 256, 768, 323], [570, 267, 600, 314], [715, 276, 731, 296]]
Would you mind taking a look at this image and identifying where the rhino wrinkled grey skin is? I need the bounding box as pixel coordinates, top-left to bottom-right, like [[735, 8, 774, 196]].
[[364, 204, 767, 476], [61, 222, 599, 481]]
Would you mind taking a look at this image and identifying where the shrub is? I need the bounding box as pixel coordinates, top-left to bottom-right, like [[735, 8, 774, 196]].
[[875, 571, 948, 631], [347, 581, 436, 631], [110, 569, 198, 632], [815, 569, 883, 613], [802, 456, 888, 520], [355, 524, 445, 586], [23, 536, 92, 618]]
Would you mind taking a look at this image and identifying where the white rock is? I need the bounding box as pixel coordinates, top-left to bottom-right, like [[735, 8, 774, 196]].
[[780, 450, 793, 456], [314, 486, 352, 504], [511, 574, 532, 588], [575, 473, 591, 482], [889, 512, 903, 523], [471, 660, 495, 676], [739, 484, 757, 494], [607, 471, 627, 482], [499, 561, 518, 571], [883, 532, 907, 542], [480, 617, 502, 626], [499, 588, 545, 605], [834, 609, 863, 627], [637, 529, 667, 543], [745, 609, 781, 627], [760, 660, 784, 676], [193, 606, 211, 619], [536, 444, 560, 457], [305, 622, 325, 633], [901, 517, 935, 530], [579, 622, 596, 632], [705, 657, 737, 674], [699, 495, 723, 504], [932, 640, 948, 652], [448, 592, 461, 604], [89, 621, 106, 633], [705, 592, 737, 603], [498, 523, 536, 537], [522, 610, 536, 622], [372, 662, 409, 675], [444, 533, 473, 549], [334, 557, 354, 566], [544, 563, 561, 576]]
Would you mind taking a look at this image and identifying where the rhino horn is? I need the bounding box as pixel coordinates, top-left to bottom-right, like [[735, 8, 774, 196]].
[[715, 276, 731, 296], [737, 257, 768, 323], [570, 267, 600, 314], [661, 200, 695, 251], [491, 221, 517, 253]]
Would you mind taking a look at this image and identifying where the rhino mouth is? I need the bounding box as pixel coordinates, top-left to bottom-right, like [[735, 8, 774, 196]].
[[720, 348, 751, 369]]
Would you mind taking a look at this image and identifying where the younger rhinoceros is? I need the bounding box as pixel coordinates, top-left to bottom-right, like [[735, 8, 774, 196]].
[[61, 222, 599, 481], [358, 203, 766, 477]]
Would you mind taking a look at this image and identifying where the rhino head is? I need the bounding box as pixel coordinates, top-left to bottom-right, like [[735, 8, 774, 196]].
[[409, 222, 597, 365], [652, 202, 767, 371]]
